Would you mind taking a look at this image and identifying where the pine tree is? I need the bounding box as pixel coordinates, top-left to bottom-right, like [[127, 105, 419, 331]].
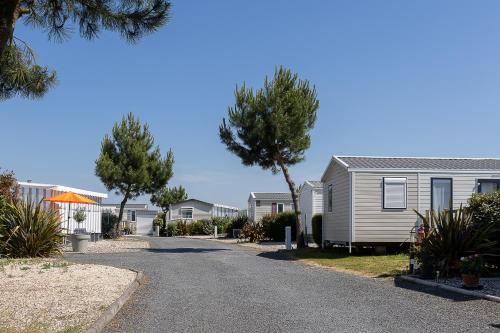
[[151, 185, 187, 223], [96, 112, 174, 227], [0, 0, 171, 100], [219, 66, 319, 248]]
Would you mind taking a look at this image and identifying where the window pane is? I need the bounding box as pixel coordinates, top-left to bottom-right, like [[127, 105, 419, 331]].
[[383, 178, 407, 209], [432, 179, 452, 212], [181, 208, 193, 219], [278, 203, 284, 213]]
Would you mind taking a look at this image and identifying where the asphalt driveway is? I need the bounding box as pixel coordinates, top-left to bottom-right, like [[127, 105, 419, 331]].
[[66, 237, 500, 333]]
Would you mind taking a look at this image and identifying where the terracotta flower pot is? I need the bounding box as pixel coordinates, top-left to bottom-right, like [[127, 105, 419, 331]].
[[462, 273, 480, 288]]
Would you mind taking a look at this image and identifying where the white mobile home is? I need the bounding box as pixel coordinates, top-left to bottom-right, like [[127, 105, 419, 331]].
[[168, 199, 239, 222], [299, 181, 323, 236], [247, 192, 294, 222], [18, 181, 107, 236], [102, 203, 159, 235], [321, 156, 500, 250]]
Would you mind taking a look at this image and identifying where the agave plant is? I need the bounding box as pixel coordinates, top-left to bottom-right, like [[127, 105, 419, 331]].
[[414, 205, 495, 275], [0, 200, 64, 258]]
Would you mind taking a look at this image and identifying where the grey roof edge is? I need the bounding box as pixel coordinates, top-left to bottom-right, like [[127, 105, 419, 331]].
[[334, 155, 500, 171]]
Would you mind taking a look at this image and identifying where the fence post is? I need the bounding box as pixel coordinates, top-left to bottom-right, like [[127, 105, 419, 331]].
[[214, 226, 218, 239], [285, 226, 292, 250]]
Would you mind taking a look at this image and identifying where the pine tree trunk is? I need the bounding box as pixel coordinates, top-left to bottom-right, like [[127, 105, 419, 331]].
[[116, 189, 130, 237], [278, 161, 305, 248], [0, 0, 20, 59]]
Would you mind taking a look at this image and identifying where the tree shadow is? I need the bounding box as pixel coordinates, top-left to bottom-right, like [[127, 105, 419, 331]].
[[256, 250, 297, 261], [394, 276, 482, 302], [145, 247, 230, 254]]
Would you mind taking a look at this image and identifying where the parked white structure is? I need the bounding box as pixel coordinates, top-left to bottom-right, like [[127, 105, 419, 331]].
[[18, 181, 107, 236], [299, 181, 323, 237], [321, 156, 500, 250], [247, 192, 293, 222], [102, 203, 159, 235], [168, 199, 239, 222]]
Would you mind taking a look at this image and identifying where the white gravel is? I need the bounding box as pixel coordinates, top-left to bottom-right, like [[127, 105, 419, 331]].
[[440, 277, 500, 297], [0, 259, 136, 332], [65, 237, 149, 254]]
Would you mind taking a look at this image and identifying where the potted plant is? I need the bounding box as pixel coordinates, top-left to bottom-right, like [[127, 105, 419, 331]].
[[71, 208, 91, 252], [460, 254, 482, 288], [152, 217, 162, 237]]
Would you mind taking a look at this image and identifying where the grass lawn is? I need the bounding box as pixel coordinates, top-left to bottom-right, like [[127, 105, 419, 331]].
[[289, 248, 409, 278]]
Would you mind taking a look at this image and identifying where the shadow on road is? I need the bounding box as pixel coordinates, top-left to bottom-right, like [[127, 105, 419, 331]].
[[394, 276, 481, 302], [145, 247, 230, 254], [256, 250, 296, 261]]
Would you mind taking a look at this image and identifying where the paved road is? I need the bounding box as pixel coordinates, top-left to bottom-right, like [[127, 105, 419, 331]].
[[67, 237, 500, 333]]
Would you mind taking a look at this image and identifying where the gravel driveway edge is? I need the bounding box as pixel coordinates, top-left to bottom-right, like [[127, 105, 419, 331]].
[[85, 270, 145, 333], [399, 275, 500, 304]]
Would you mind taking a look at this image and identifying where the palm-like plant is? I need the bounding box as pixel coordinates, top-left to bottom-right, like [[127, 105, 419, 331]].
[[0, 200, 64, 258], [414, 205, 495, 275]]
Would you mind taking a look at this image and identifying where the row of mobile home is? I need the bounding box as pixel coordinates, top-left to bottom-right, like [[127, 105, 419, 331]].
[[248, 156, 500, 249]]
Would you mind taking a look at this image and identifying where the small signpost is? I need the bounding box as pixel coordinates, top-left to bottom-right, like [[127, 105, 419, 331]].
[[285, 226, 292, 250]]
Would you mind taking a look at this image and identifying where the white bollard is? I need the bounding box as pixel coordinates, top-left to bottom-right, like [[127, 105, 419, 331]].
[[214, 226, 218, 239], [285, 226, 292, 250]]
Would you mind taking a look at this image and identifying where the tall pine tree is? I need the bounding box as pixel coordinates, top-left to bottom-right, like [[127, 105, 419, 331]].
[[96, 112, 174, 227], [219, 66, 319, 248]]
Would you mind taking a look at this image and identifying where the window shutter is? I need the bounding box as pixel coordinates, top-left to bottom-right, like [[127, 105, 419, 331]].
[[383, 178, 407, 209]]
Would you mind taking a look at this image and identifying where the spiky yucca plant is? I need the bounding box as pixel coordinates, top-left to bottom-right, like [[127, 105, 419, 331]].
[[0, 200, 64, 258], [414, 205, 495, 275]]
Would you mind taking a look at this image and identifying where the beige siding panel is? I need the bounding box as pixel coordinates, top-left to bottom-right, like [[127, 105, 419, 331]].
[[322, 161, 350, 243], [169, 200, 213, 221], [299, 184, 314, 235], [354, 172, 418, 243], [418, 173, 500, 212], [253, 200, 294, 222]]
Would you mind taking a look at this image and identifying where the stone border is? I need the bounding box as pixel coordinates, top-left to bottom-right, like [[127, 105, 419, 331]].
[[399, 275, 500, 304], [85, 270, 145, 333]]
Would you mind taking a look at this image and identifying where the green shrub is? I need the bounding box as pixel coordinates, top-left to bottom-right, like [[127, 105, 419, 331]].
[[101, 212, 120, 238], [468, 192, 500, 255], [414, 206, 495, 276], [211, 216, 231, 233], [312, 214, 322, 246], [175, 219, 191, 236], [0, 200, 64, 258], [190, 219, 209, 235], [225, 215, 248, 238], [240, 222, 265, 242], [260, 212, 296, 242], [166, 222, 178, 236]]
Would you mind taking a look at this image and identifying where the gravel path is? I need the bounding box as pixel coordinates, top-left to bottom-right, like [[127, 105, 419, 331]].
[[0, 259, 136, 332], [66, 237, 500, 333]]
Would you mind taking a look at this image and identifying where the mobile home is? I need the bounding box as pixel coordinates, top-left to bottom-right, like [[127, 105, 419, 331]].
[[168, 199, 239, 222], [299, 181, 323, 237], [247, 192, 293, 222], [18, 181, 107, 236], [102, 203, 159, 235], [321, 156, 500, 250]]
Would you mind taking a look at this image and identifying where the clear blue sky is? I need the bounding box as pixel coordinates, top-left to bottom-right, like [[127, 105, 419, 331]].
[[2, 1, 500, 208]]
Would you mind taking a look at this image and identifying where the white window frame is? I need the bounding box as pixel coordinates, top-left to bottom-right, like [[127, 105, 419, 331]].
[[383, 177, 407, 209], [181, 207, 193, 219], [277, 203, 284, 213]]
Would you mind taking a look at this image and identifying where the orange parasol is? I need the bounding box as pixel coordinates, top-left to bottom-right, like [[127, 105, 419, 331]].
[[45, 192, 96, 234], [44, 192, 96, 205]]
